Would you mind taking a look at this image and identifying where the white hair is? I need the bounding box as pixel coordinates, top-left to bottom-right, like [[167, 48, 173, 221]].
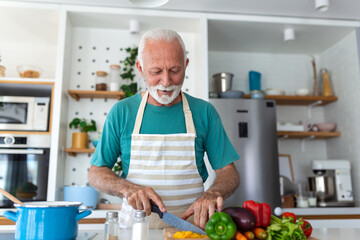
[[137, 29, 187, 67]]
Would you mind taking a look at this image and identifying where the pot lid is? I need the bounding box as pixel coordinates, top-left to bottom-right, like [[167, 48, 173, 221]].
[[14, 201, 82, 208]]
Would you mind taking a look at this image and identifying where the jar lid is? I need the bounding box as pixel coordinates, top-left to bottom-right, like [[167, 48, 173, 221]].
[[96, 71, 108, 76], [134, 210, 146, 218], [106, 211, 119, 219], [110, 64, 121, 69]]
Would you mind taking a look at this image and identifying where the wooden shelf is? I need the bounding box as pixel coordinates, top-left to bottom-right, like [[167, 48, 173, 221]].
[[277, 131, 341, 139], [64, 148, 95, 156], [0, 131, 51, 135], [242, 95, 337, 106], [67, 90, 125, 101]]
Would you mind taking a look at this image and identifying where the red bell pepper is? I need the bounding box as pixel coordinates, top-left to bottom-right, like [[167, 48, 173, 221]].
[[301, 220, 313, 238], [242, 200, 271, 228], [281, 212, 296, 223]]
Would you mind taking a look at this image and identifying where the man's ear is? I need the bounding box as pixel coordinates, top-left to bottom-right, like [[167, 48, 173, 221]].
[[136, 60, 144, 78], [185, 58, 189, 68]]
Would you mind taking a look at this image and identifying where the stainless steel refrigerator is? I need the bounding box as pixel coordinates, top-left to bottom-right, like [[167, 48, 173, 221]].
[[209, 98, 281, 212]]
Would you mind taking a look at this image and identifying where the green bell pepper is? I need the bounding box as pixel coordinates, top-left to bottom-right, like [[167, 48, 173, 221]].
[[205, 212, 237, 240]]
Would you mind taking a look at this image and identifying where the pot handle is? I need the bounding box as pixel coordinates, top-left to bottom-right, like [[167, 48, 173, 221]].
[[3, 211, 18, 222], [76, 210, 92, 221]]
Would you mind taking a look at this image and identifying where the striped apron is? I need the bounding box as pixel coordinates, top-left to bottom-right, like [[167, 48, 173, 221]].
[[119, 90, 204, 229]]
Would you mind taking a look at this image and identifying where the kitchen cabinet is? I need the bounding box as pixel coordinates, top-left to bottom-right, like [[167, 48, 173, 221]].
[[2, 1, 360, 210]]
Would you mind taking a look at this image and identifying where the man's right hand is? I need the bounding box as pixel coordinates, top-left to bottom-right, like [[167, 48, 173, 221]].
[[125, 184, 166, 216]]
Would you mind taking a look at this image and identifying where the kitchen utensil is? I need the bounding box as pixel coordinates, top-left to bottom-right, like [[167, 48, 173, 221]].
[[0, 187, 24, 206], [265, 88, 285, 95], [64, 185, 98, 209], [17, 65, 42, 78], [219, 90, 244, 98], [249, 71, 261, 91], [151, 203, 206, 235], [310, 160, 354, 207], [308, 176, 335, 203], [3, 201, 91, 240], [295, 88, 310, 96], [213, 72, 233, 93], [314, 123, 336, 132]]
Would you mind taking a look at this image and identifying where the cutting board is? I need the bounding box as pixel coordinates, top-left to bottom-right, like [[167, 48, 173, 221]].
[[163, 228, 320, 240], [163, 228, 210, 240]]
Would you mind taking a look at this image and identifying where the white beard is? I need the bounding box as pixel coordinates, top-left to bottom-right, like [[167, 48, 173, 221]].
[[146, 83, 183, 105]]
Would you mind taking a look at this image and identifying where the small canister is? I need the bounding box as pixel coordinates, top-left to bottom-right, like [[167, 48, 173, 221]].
[[109, 64, 121, 91], [95, 71, 108, 91]]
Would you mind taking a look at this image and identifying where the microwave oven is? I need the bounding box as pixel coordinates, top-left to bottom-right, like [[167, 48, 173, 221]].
[[0, 96, 50, 131]]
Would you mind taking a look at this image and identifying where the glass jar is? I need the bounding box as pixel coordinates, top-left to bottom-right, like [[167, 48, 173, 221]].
[[109, 64, 121, 91], [104, 211, 119, 240], [131, 210, 149, 240], [95, 71, 108, 91]]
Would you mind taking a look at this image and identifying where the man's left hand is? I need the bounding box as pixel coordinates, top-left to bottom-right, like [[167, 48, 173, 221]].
[[180, 191, 223, 229]]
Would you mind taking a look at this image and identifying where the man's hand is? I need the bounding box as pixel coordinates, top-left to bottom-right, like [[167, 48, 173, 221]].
[[125, 185, 166, 216], [181, 192, 223, 229], [88, 165, 167, 216], [180, 163, 239, 229]]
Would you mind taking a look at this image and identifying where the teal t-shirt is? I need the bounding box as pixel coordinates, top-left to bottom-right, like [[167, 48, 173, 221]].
[[90, 92, 239, 182]]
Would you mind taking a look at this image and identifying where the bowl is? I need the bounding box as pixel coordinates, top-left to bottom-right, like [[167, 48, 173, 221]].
[[17, 65, 43, 78], [295, 88, 310, 96], [265, 88, 285, 95], [314, 123, 337, 132], [213, 72, 234, 93], [219, 90, 244, 98]]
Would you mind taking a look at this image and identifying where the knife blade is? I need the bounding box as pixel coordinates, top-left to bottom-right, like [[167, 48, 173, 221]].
[[151, 203, 207, 235]]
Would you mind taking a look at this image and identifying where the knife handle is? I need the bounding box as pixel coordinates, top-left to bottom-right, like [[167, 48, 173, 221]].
[[151, 203, 163, 218]]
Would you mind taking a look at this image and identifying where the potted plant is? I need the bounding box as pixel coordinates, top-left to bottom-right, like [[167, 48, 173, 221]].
[[121, 47, 139, 97], [69, 118, 96, 149]]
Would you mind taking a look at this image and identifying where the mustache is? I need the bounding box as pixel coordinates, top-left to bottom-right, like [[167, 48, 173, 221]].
[[150, 84, 179, 91]]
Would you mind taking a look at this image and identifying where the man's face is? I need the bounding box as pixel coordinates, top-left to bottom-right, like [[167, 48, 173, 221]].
[[136, 39, 189, 106]]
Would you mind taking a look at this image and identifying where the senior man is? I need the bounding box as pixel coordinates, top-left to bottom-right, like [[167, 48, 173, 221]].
[[88, 29, 240, 229]]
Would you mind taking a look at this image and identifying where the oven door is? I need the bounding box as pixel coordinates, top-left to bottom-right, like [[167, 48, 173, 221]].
[[0, 148, 49, 208], [0, 96, 34, 131]]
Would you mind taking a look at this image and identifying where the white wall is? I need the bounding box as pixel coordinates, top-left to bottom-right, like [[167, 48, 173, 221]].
[[209, 51, 328, 183], [319, 30, 360, 206]]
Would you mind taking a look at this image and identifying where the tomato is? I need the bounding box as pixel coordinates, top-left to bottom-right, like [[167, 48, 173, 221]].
[[280, 212, 296, 223], [301, 220, 313, 238]]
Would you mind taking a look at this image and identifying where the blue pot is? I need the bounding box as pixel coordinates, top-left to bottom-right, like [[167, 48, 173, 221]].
[[3, 201, 91, 240], [64, 186, 98, 209]]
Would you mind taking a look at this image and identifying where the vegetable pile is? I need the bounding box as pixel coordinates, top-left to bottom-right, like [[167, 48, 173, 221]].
[[202, 202, 313, 240]]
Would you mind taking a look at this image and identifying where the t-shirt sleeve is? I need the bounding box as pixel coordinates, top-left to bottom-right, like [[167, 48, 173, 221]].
[[205, 104, 240, 170], [90, 104, 121, 169]]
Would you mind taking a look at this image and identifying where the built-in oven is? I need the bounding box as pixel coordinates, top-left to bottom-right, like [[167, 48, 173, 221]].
[[0, 134, 50, 208]]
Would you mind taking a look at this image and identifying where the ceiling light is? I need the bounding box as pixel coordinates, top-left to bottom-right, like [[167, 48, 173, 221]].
[[129, 0, 169, 7], [283, 28, 295, 42], [129, 19, 140, 34], [315, 0, 329, 12]]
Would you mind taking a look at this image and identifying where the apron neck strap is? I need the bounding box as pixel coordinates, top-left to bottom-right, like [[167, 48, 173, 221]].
[[133, 91, 196, 135]]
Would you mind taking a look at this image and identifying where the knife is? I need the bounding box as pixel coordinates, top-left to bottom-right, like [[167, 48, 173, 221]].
[[151, 203, 207, 235]]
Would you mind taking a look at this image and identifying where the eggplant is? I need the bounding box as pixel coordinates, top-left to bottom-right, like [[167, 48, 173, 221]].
[[222, 207, 256, 231]]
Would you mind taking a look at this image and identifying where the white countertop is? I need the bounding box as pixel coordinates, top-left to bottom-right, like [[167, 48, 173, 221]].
[[0, 227, 360, 240]]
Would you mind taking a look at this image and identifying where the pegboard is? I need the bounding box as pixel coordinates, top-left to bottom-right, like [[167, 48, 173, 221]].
[[63, 27, 198, 203]]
